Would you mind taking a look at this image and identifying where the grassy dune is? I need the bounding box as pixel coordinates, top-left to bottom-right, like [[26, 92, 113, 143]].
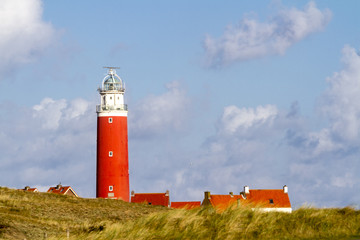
[[0, 187, 168, 239], [1, 187, 360, 239], [76, 206, 360, 240]]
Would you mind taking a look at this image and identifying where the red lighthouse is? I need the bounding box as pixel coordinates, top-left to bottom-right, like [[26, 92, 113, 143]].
[[96, 67, 129, 201]]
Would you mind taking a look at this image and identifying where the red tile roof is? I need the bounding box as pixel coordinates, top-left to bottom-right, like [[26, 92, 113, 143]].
[[202, 187, 291, 211], [204, 194, 244, 211], [244, 189, 291, 208], [26, 188, 39, 192], [19, 187, 39, 192], [131, 192, 170, 207], [171, 201, 201, 209], [47, 185, 79, 197]]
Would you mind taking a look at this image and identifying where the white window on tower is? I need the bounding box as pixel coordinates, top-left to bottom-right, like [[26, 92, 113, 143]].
[[108, 118, 113, 123], [109, 186, 113, 191], [109, 151, 113, 157]]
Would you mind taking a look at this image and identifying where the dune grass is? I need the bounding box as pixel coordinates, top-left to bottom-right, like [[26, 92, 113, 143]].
[[0, 187, 168, 239], [1, 187, 360, 239], [76, 206, 360, 240]]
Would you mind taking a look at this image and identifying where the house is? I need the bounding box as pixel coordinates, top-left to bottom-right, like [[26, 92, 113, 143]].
[[47, 184, 79, 197], [171, 201, 201, 209], [241, 185, 292, 213], [19, 186, 39, 192], [202, 185, 292, 213], [131, 190, 170, 207]]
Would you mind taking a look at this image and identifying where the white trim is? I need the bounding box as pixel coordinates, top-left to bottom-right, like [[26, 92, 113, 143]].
[[64, 187, 79, 197], [253, 207, 292, 213], [98, 112, 127, 117]]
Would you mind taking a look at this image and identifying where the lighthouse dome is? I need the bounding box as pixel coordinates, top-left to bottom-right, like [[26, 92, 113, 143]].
[[101, 69, 124, 91]]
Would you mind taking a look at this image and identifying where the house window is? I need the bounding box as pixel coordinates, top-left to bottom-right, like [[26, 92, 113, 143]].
[[108, 118, 113, 123], [109, 151, 113, 157], [110, 96, 112, 100], [109, 186, 113, 191], [269, 199, 274, 204]]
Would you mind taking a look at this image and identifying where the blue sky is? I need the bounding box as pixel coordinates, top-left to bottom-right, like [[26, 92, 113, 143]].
[[0, 0, 360, 208]]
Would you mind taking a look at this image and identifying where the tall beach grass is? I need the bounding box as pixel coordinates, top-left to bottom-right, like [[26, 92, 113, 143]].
[[78, 206, 360, 240], [1, 187, 360, 239]]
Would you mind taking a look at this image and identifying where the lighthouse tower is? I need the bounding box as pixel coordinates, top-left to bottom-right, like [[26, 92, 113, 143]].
[[96, 67, 129, 201]]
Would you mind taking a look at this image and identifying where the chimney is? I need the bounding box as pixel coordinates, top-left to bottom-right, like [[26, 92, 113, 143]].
[[56, 183, 62, 190], [24, 186, 30, 191], [229, 192, 233, 197], [165, 190, 169, 196], [240, 192, 247, 199], [244, 186, 250, 194], [202, 191, 212, 206], [204, 191, 211, 200], [283, 185, 288, 194], [131, 190, 135, 197]]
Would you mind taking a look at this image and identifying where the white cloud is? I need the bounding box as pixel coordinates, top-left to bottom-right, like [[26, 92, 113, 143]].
[[204, 2, 331, 67], [129, 81, 191, 138], [307, 129, 340, 155], [164, 104, 289, 201], [33, 98, 91, 130], [0, 97, 96, 196], [219, 105, 278, 134], [33, 98, 67, 130], [283, 46, 360, 157], [280, 45, 360, 206], [0, 0, 56, 74], [64, 98, 90, 120], [321, 45, 360, 142], [331, 173, 355, 188]]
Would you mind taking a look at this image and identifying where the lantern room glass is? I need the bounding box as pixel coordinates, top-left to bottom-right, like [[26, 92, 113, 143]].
[[102, 74, 123, 91]]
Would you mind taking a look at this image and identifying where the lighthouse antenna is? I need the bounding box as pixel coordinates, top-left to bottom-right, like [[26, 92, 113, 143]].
[[103, 66, 120, 70], [103, 66, 120, 75]]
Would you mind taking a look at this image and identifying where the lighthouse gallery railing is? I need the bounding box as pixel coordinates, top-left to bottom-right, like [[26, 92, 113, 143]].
[[96, 104, 128, 112]]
